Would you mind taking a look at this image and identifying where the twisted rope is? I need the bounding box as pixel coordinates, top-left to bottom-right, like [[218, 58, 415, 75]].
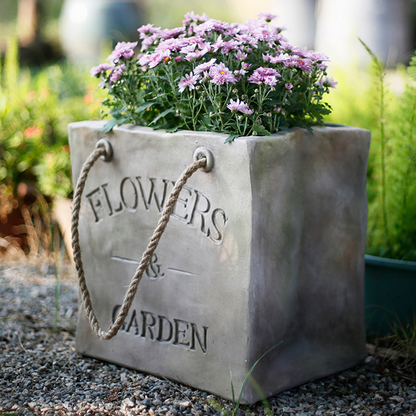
[[71, 146, 206, 340]]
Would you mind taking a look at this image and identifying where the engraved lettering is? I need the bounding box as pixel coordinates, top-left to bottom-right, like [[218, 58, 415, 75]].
[[156, 316, 173, 343], [145, 253, 164, 279], [86, 187, 103, 222], [136, 177, 171, 212], [171, 186, 192, 223], [209, 208, 227, 244], [112, 306, 208, 352], [190, 323, 208, 354], [111, 304, 126, 331], [141, 311, 156, 340], [101, 183, 123, 215], [173, 319, 190, 348], [126, 309, 140, 335], [120, 177, 138, 211], [189, 190, 211, 235], [89, 175, 226, 243]]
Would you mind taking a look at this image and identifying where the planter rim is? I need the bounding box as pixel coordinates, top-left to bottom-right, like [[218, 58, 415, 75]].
[[364, 254, 416, 271], [69, 120, 366, 141]]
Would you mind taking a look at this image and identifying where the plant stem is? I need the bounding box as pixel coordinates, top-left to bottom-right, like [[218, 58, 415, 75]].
[[379, 70, 389, 240]]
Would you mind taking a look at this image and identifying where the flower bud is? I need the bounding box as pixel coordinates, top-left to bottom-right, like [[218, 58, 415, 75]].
[[232, 88, 238, 94]]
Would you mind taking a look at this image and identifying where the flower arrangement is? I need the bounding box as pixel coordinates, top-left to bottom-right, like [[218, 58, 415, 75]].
[[91, 11, 337, 142]]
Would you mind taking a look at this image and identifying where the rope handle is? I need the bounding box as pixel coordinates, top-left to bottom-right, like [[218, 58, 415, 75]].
[[71, 139, 212, 340]]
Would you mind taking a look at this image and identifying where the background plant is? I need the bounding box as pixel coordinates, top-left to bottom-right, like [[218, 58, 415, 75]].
[[325, 46, 416, 261], [0, 37, 104, 200], [0, 37, 104, 259], [93, 12, 335, 142]]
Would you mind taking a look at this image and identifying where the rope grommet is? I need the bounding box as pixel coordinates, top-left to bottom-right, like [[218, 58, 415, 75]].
[[96, 138, 113, 162], [193, 146, 214, 173]]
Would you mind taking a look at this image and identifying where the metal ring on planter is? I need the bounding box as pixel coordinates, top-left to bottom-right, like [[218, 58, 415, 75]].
[[96, 138, 113, 162], [193, 146, 214, 173]]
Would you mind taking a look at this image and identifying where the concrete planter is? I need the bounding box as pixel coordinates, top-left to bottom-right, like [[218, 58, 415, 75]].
[[69, 120, 370, 404], [365, 254, 416, 337]]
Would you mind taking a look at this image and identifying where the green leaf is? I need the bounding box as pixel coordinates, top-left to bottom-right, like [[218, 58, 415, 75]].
[[224, 134, 240, 144], [252, 124, 271, 136], [166, 125, 183, 133], [148, 108, 175, 126], [235, 342, 282, 412], [278, 125, 291, 133], [98, 117, 129, 133], [136, 89, 146, 98], [109, 107, 126, 118], [134, 102, 155, 113]]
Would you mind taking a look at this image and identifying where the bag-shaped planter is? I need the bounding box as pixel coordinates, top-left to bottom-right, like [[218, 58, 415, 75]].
[[69, 120, 370, 404]]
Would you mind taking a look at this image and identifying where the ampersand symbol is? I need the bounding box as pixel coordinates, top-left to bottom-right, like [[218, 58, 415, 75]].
[[145, 253, 164, 279]]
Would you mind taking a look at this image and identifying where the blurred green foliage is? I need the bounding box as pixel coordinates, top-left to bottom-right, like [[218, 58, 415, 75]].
[[326, 55, 416, 261], [0, 37, 104, 200], [0, 0, 64, 22]]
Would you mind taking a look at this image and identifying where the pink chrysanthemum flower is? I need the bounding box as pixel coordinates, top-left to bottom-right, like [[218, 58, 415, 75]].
[[109, 65, 126, 85], [194, 58, 217, 74], [137, 24, 161, 39], [185, 45, 210, 61], [234, 68, 248, 76], [292, 58, 313, 72], [235, 34, 258, 48], [180, 44, 197, 54], [221, 40, 241, 54], [227, 98, 254, 115], [90, 63, 115, 77], [144, 50, 171, 69], [258, 12, 277, 22], [252, 27, 280, 42], [159, 27, 185, 40], [248, 67, 281, 85], [107, 42, 138, 62], [209, 63, 237, 85], [269, 53, 291, 64], [178, 72, 200, 93], [264, 75, 278, 87], [285, 83, 293, 90], [278, 41, 296, 53], [183, 11, 209, 25], [316, 77, 338, 89], [205, 18, 230, 33], [306, 51, 329, 62], [157, 38, 188, 52], [140, 34, 159, 51], [239, 18, 266, 34], [211, 35, 224, 53]]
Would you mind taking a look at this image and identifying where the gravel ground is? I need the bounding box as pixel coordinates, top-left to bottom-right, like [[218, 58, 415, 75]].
[[1, 262, 416, 416]]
